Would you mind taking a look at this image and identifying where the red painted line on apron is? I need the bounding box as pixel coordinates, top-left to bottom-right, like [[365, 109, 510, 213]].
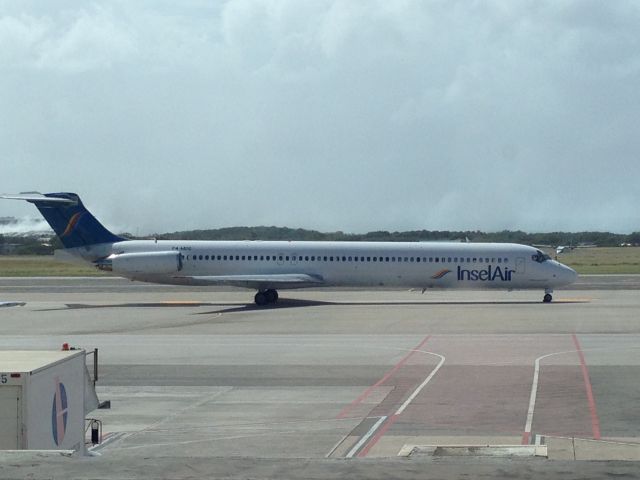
[[572, 333, 601, 440], [337, 334, 431, 419], [356, 414, 399, 457]]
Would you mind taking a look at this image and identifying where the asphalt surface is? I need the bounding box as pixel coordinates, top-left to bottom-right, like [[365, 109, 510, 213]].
[[1, 276, 640, 479]]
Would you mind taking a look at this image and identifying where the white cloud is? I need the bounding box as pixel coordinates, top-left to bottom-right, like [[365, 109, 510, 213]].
[[0, 0, 639, 234], [0, 6, 136, 72]]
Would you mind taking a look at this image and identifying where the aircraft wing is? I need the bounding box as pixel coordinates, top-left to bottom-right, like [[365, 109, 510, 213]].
[[173, 273, 325, 290]]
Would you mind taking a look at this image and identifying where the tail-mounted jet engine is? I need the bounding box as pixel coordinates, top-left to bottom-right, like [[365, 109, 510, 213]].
[[99, 251, 183, 275]]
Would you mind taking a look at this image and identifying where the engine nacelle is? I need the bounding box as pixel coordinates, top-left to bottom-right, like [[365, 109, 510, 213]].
[[110, 251, 182, 275]]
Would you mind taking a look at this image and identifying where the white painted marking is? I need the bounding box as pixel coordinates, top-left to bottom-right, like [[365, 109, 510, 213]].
[[345, 348, 446, 457], [395, 352, 446, 415], [346, 416, 386, 458], [523, 348, 579, 443], [523, 356, 542, 441], [326, 433, 352, 458]]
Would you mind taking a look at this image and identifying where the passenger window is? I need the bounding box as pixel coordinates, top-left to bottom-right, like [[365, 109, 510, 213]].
[[373, 257, 377, 262], [286, 256, 290, 261], [241, 256, 245, 260], [342, 256, 347, 261], [330, 256, 334, 261], [498, 258, 502, 263], [435, 258, 439, 263], [429, 257, 433, 262], [386, 257, 390, 262], [447, 257, 451, 262]]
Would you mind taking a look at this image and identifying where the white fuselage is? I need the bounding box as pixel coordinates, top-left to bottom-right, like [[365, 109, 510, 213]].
[[92, 240, 577, 291]]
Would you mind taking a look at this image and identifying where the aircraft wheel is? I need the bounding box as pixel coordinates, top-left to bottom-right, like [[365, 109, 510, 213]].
[[265, 289, 278, 303], [543, 293, 552, 303], [254, 291, 268, 306]]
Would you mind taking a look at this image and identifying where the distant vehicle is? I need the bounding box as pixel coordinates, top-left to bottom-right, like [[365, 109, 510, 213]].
[[1, 192, 577, 304]]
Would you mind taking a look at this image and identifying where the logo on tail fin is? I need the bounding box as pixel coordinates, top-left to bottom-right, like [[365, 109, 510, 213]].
[[61, 212, 85, 238]]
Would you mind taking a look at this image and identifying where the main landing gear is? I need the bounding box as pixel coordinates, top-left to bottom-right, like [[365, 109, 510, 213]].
[[543, 288, 553, 303], [254, 289, 278, 306]]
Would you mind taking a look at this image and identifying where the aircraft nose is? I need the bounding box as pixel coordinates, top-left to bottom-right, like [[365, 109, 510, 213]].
[[558, 264, 578, 285]]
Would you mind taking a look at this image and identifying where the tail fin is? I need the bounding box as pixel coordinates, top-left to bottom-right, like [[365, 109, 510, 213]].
[[1, 192, 125, 248]]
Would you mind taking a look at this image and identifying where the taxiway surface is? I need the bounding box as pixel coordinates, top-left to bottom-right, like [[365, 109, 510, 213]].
[[1, 277, 640, 479]]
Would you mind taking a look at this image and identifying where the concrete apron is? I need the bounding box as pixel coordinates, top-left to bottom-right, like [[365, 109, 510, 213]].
[[400, 437, 640, 461]]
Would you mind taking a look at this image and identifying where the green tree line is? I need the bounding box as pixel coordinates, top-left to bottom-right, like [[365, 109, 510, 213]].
[[2, 229, 640, 255]]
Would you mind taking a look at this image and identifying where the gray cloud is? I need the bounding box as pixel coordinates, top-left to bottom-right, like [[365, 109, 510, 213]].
[[1, 0, 639, 234]]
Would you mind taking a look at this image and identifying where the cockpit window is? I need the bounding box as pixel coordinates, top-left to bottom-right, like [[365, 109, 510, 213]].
[[532, 250, 551, 263]]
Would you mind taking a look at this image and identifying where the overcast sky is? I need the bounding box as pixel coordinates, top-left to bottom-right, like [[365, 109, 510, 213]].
[[1, 0, 639, 235]]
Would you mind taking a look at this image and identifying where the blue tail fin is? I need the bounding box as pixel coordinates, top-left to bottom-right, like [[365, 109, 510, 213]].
[[2, 192, 125, 248]]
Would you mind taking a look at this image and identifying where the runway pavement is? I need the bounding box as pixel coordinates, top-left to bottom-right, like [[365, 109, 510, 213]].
[[1, 276, 640, 479]]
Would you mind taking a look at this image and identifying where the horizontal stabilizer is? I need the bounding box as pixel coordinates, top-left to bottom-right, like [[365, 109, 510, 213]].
[[174, 273, 324, 290], [0, 192, 77, 205]]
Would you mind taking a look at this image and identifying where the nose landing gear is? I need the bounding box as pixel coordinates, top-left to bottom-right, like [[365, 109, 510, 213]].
[[543, 289, 553, 303], [254, 289, 279, 306]]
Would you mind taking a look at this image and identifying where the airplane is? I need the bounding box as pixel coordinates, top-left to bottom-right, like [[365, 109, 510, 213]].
[[533, 243, 597, 256], [1, 192, 577, 305]]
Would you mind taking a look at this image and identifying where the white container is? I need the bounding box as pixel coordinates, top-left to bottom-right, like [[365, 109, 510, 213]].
[[0, 350, 94, 453]]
